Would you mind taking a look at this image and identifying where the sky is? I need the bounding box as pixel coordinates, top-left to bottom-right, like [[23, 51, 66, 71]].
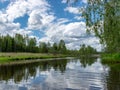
[[0, 0, 101, 51]]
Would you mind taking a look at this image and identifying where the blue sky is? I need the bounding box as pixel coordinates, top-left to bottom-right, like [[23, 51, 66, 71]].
[[0, 0, 101, 50]]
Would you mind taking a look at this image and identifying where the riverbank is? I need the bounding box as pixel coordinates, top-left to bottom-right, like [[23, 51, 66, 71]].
[[0, 53, 67, 64], [101, 53, 120, 64]]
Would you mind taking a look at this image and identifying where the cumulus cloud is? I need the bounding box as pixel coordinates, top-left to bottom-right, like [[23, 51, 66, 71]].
[[0, 21, 20, 35], [62, 0, 87, 4], [39, 20, 101, 51], [82, 0, 87, 4], [5, 0, 54, 30], [0, 11, 8, 23], [6, 0, 28, 22], [28, 9, 55, 30], [61, 0, 74, 4], [61, 0, 66, 3], [0, 0, 55, 35], [74, 16, 83, 20], [64, 7, 80, 14]]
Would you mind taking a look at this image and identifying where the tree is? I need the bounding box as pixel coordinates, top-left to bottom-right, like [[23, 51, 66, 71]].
[[0, 35, 2, 52], [79, 44, 86, 55], [5, 35, 12, 52], [79, 44, 97, 55], [47, 42, 52, 53], [0, 33, 86, 55], [0, 34, 12, 52], [52, 42, 58, 54], [39, 42, 48, 53], [83, 0, 120, 53], [27, 37, 37, 52], [68, 0, 120, 53], [58, 40, 66, 54], [14, 34, 26, 52], [103, 0, 120, 53]]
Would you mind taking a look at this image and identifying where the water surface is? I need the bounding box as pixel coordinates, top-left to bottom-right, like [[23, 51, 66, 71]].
[[0, 57, 120, 90]]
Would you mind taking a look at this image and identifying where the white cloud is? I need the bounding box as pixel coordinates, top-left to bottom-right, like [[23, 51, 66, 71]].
[[64, 7, 80, 14], [28, 9, 55, 30], [39, 20, 101, 51], [62, 0, 74, 4], [61, 0, 66, 3], [6, 0, 55, 30], [82, 0, 87, 4], [6, 0, 28, 22], [0, 11, 8, 23], [0, 0, 55, 35], [28, 10, 42, 29], [62, 0, 87, 4], [6, 0, 52, 22], [63, 22, 86, 37], [74, 16, 83, 20], [0, 21, 20, 35]]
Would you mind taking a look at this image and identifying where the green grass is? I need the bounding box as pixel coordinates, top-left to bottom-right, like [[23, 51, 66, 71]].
[[0, 53, 67, 64], [101, 53, 120, 64]]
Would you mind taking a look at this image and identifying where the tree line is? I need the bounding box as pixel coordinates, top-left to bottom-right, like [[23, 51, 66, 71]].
[[0, 34, 67, 54], [0, 34, 97, 55], [66, 44, 97, 56]]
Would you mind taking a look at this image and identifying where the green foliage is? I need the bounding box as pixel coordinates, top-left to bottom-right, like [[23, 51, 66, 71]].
[[39, 42, 48, 53], [0, 34, 68, 54], [101, 53, 120, 64], [58, 40, 67, 54], [0, 53, 66, 63], [52, 42, 58, 54], [14, 34, 26, 52], [83, 0, 120, 53], [0, 33, 97, 56], [27, 38, 37, 52], [68, 0, 120, 53], [0, 34, 36, 52], [103, 0, 120, 53], [79, 44, 97, 55], [65, 49, 80, 56]]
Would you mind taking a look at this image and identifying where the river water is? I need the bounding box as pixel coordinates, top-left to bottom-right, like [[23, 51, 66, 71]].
[[0, 57, 120, 90]]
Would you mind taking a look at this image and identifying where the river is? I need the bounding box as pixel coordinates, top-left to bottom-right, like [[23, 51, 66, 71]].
[[0, 57, 120, 90]]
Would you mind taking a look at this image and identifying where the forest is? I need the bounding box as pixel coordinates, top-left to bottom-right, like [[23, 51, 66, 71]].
[[0, 34, 97, 55]]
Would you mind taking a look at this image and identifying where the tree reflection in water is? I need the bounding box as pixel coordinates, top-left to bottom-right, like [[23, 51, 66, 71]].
[[79, 56, 97, 68], [103, 64, 120, 90], [0, 59, 67, 83], [0, 58, 120, 90]]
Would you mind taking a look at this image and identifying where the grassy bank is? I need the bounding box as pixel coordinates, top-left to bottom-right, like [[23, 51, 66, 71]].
[[101, 53, 120, 64], [0, 53, 67, 63]]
